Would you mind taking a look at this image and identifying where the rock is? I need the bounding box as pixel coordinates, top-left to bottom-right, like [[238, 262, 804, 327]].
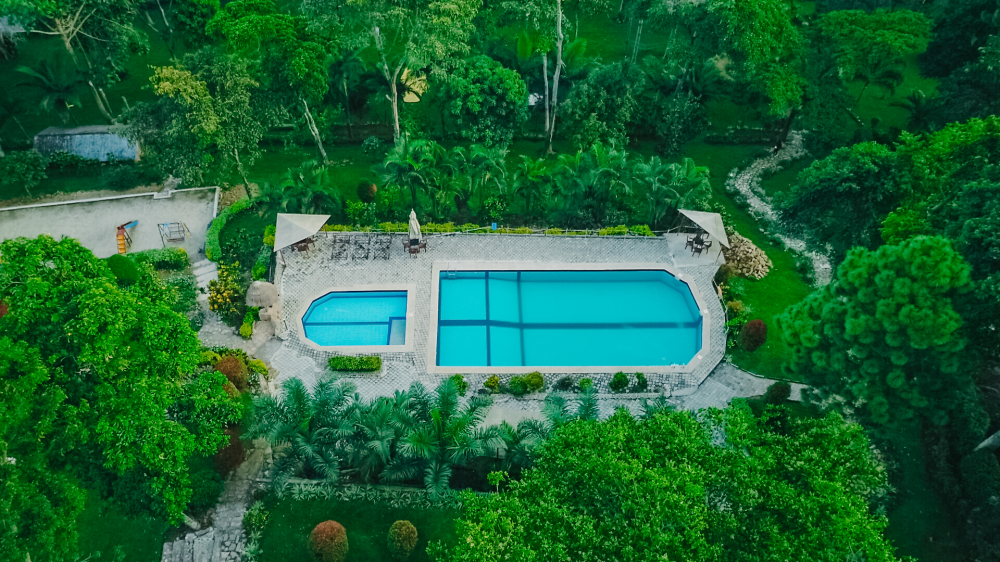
[[721, 233, 772, 280], [184, 514, 201, 531]]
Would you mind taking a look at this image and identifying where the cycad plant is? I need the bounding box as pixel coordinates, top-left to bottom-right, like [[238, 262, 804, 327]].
[[541, 386, 600, 433], [247, 376, 357, 490], [16, 57, 85, 125], [498, 418, 547, 475], [384, 378, 503, 497]]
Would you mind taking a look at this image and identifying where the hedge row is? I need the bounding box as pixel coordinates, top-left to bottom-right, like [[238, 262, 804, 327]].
[[130, 248, 189, 270], [206, 199, 251, 262], [328, 355, 382, 372], [319, 222, 656, 236]]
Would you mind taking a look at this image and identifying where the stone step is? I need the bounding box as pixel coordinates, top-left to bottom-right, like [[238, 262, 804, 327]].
[[196, 270, 218, 288], [193, 262, 218, 277], [192, 259, 213, 269], [160, 540, 172, 562]]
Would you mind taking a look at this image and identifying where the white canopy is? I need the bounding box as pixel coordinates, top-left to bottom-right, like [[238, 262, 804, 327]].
[[408, 209, 421, 241], [678, 209, 730, 248], [273, 213, 330, 251]]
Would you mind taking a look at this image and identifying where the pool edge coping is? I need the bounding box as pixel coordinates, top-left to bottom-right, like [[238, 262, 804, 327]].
[[425, 261, 712, 376], [296, 283, 418, 354]]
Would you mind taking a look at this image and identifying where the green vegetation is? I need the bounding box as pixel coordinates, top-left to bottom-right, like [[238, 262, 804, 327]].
[[327, 356, 382, 372]]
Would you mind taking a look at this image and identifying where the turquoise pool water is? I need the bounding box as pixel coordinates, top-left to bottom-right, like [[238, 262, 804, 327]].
[[302, 291, 407, 346], [436, 270, 702, 367]]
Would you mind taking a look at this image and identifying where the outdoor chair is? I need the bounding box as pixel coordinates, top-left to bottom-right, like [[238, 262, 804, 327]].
[[330, 235, 350, 260], [293, 237, 314, 253], [691, 243, 705, 258], [353, 235, 372, 260], [702, 240, 713, 253], [373, 235, 391, 260], [408, 245, 421, 258]]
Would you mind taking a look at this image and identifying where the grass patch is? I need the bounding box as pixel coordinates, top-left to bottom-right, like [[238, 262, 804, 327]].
[[76, 489, 171, 562], [258, 496, 459, 562], [218, 206, 277, 275]]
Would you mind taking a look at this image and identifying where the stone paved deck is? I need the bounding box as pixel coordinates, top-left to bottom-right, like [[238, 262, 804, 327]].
[[266, 233, 727, 401]]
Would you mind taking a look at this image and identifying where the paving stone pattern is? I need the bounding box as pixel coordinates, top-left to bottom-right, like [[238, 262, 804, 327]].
[[269, 233, 727, 402]]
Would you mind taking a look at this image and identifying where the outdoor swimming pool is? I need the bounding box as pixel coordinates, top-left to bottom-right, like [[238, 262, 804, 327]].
[[302, 291, 408, 346], [434, 269, 703, 368]]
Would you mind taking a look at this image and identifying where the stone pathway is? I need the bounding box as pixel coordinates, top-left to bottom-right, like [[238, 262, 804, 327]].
[[723, 132, 832, 285], [193, 259, 219, 290], [160, 444, 268, 562]]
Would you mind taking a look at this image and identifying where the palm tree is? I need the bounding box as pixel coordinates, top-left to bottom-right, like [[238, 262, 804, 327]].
[[377, 135, 427, 209], [498, 419, 547, 475], [329, 50, 367, 141], [16, 58, 85, 125], [384, 378, 504, 497], [541, 386, 600, 433], [553, 142, 630, 227], [348, 389, 417, 483], [853, 57, 905, 104], [634, 156, 710, 229], [278, 161, 342, 215], [890, 90, 941, 133], [511, 155, 551, 220], [247, 376, 357, 490]]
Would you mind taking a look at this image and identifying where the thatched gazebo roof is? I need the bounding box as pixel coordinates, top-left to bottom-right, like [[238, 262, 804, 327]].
[[246, 281, 279, 308]]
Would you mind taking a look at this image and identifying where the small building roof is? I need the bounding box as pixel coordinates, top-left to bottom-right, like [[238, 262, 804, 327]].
[[678, 209, 730, 248], [274, 213, 330, 251]]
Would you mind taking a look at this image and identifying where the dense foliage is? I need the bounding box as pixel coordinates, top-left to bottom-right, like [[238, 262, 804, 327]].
[[327, 355, 382, 372], [429, 404, 898, 561]]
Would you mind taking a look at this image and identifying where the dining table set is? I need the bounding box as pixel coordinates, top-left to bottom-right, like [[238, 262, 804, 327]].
[[685, 232, 714, 257]]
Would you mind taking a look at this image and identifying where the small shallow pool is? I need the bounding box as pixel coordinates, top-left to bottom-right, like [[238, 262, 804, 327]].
[[302, 291, 407, 346], [434, 269, 703, 368]]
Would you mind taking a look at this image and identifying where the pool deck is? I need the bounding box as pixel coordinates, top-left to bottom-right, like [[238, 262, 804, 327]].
[[266, 232, 728, 404]]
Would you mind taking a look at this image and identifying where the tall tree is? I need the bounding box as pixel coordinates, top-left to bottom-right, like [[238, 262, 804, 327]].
[[561, 61, 643, 150], [434, 55, 528, 147], [430, 405, 900, 561], [778, 236, 973, 427]]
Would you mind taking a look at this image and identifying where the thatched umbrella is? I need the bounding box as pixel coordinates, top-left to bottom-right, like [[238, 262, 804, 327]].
[[246, 281, 279, 308]]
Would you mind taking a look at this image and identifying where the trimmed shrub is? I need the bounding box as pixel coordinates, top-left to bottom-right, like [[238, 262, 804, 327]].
[[387, 520, 418, 560], [206, 199, 251, 261], [633, 372, 648, 392], [484, 375, 500, 392], [609, 371, 629, 393], [450, 374, 469, 396], [243, 501, 270, 535], [598, 225, 628, 236], [739, 319, 768, 352], [579, 378, 594, 391], [248, 359, 268, 377], [130, 248, 189, 270], [188, 468, 224, 513], [199, 350, 221, 366], [357, 181, 378, 203], [216, 355, 249, 392], [508, 376, 528, 396], [764, 381, 792, 405], [328, 356, 381, 372], [555, 376, 575, 391], [223, 382, 240, 399], [523, 371, 544, 392], [107, 254, 141, 286], [310, 520, 349, 562], [240, 322, 253, 339]]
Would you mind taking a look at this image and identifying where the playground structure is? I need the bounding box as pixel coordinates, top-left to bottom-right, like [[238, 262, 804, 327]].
[[116, 221, 138, 254], [158, 222, 190, 245]]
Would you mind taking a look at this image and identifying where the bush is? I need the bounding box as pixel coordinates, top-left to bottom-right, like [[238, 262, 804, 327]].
[[214, 427, 245, 475], [555, 376, 575, 391], [243, 501, 270, 535], [206, 199, 251, 261], [630, 225, 655, 236], [523, 371, 544, 392], [484, 375, 500, 392], [263, 225, 276, 248], [188, 468, 224, 513], [248, 359, 268, 377], [357, 181, 378, 203], [97, 163, 157, 191], [199, 350, 221, 366], [764, 381, 792, 405], [106, 254, 141, 286], [252, 250, 269, 280], [609, 372, 629, 393], [216, 355, 249, 392], [579, 378, 594, 391], [387, 520, 418, 560], [450, 374, 469, 396], [328, 356, 381, 372], [598, 225, 628, 236], [0, 150, 47, 197], [508, 376, 528, 396], [310, 521, 349, 562], [240, 322, 253, 339], [130, 248, 189, 270], [739, 319, 768, 352], [633, 372, 648, 392]]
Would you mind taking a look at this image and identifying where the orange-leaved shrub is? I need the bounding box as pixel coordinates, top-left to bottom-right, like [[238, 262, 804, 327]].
[[739, 319, 767, 352], [215, 355, 249, 392], [387, 520, 418, 560], [310, 520, 348, 562]]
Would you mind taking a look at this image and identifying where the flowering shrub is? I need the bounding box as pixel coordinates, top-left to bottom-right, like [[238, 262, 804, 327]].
[[387, 520, 418, 560], [310, 521, 348, 562], [208, 262, 245, 326]]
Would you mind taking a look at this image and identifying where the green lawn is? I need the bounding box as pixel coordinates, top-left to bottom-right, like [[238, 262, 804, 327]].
[[258, 496, 459, 562], [76, 489, 171, 562]]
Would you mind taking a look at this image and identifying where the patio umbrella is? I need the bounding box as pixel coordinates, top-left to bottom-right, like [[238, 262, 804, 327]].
[[246, 281, 279, 308], [273, 213, 330, 252], [678, 209, 730, 248], [408, 209, 421, 241]]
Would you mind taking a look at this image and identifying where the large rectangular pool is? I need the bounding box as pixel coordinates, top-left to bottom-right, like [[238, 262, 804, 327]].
[[435, 270, 703, 367], [302, 291, 407, 346]]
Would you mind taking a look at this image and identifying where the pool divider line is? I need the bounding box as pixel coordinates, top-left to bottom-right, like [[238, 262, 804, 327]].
[[517, 271, 526, 366], [484, 271, 491, 367]]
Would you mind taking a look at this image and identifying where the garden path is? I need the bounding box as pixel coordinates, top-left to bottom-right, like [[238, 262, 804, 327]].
[[724, 132, 833, 285]]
